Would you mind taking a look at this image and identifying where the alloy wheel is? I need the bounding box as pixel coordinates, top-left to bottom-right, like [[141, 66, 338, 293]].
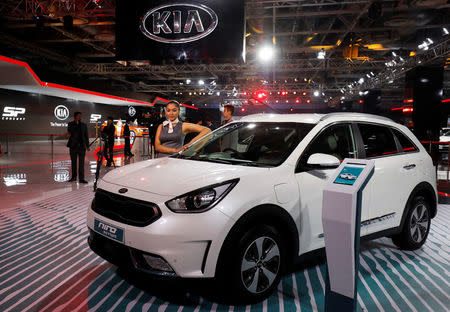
[[240, 236, 280, 294], [409, 203, 429, 243]]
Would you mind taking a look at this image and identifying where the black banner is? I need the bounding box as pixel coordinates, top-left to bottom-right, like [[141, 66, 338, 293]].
[[116, 0, 245, 63]]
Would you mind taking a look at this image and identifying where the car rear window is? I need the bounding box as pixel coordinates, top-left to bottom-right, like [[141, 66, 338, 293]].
[[358, 123, 399, 158], [392, 128, 418, 153]]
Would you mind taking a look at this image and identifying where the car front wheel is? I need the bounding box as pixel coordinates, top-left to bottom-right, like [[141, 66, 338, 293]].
[[392, 196, 431, 250], [217, 225, 285, 303]]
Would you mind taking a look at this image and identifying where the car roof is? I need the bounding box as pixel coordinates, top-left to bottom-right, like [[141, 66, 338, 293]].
[[238, 112, 396, 126]]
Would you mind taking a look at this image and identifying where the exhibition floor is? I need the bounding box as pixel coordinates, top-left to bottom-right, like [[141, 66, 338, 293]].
[[0, 186, 448, 311], [0, 142, 449, 311]]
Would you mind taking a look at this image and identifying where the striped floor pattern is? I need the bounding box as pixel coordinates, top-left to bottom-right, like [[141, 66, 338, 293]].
[[0, 187, 449, 312]]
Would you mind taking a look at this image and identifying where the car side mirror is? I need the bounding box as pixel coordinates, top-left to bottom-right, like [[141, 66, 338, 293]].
[[306, 153, 340, 168]]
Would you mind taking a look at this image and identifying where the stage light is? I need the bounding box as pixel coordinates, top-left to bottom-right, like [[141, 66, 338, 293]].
[[289, 107, 294, 112], [198, 80, 205, 85], [306, 99, 311, 104], [281, 91, 287, 96], [241, 107, 246, 112], [317, 49, 326, 59], [186, 79, 191, 84], [258, 45, 275, 62], [216, 91, 220, 96], [295, 98, 300, 104], [359, 78, 364, 84], [313, 90, 319, 97], [302, 91, 307, 96], [243, 91, 248, 96], [443, 27, 449, 35]]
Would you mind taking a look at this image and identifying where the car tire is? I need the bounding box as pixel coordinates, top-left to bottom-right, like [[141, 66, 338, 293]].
[[392, 196, 431, 250], [217, 224, 285, 304]]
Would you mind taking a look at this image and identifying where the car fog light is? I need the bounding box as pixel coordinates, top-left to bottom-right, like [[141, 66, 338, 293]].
[[142, 254, 174, 272]]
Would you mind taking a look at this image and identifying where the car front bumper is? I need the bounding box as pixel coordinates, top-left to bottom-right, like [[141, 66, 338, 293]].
[[86, 183, 234, 278]]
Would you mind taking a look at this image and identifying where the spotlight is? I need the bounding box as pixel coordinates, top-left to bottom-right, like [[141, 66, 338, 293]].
[[198, 80, 205, 85], [392, 51, 397, 57], [241, 107, 246, 112], [216, 91, 220, 96], [289, 107, 294, 112], [258, 45, 275, 62], [295, 98, 300, 104], [317, 49, 326, 59], [313, 90, 319, 97], [443, 27, 449, 36], [359, 78, 364, 84], [302, 91, 307, 96], [306, 99, 311, 104], [186, 79, 191, 84]]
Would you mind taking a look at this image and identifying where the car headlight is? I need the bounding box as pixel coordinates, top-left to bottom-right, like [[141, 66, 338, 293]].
[[165, 179, 239, 213]]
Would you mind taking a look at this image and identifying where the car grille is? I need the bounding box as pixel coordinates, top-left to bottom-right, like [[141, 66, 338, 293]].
[[92, 189, 161, 227]]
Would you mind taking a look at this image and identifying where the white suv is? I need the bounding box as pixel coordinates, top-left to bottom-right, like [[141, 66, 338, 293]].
[[87, 113, 437, 303]]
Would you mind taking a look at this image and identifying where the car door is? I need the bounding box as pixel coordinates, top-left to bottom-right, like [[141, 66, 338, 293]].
[[294, 123, 367, 254], [356, 123, 407, 233]]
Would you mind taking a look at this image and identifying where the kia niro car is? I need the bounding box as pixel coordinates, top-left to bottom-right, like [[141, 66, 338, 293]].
[[87, 113, 437, 303]]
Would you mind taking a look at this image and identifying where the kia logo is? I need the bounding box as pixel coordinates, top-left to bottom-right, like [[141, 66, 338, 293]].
[[119, 188, 128, 194], [140, 3, 218, 44], [128, 106, 136, 117], [54, 105, 69, 121]]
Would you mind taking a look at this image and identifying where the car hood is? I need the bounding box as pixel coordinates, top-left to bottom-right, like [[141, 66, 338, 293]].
[[101, 157, 267, 196]]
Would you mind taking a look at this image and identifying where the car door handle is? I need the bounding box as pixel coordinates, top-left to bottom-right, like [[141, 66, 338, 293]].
[[403, 164, 416, 170]]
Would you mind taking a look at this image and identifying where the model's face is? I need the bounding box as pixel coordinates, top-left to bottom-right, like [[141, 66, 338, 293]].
[[107, 119, 112, 125], [75, 114, 82, 122], [166, 104, 180, 122]]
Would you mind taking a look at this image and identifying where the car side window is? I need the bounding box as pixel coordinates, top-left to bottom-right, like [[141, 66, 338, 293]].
[[358, 123, 398, 158], [392, 128, 418, 153], [298, 123, 356, 169]]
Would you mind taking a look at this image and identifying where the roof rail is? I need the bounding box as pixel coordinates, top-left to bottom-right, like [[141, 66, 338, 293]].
[[319, 112, 394, 123]]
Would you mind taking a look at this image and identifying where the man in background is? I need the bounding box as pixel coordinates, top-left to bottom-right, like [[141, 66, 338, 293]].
[[123, 119, 134, 157], [67, 112, 90, 183], [102, 116, 115, 167], [221, 104, 234, 125]]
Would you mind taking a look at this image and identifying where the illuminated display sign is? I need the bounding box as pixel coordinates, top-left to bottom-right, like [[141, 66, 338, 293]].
[[128, 106, 136, 117], [90, 114, 102, 123], [2, 106, 26, 120], [116, 0, 245, 63], [140, 3, 218, 44], [54, 105, 69, 121]]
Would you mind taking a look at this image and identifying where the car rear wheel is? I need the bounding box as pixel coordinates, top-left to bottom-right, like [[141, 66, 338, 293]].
[[217, 225, 285, 304], [392, 196, 431, 250]]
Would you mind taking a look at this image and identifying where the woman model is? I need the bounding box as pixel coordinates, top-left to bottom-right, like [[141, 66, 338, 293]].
[[155, 101, 211, 158]]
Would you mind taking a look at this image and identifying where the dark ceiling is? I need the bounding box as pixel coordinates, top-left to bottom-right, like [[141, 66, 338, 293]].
[[0, 0, 449, 107]]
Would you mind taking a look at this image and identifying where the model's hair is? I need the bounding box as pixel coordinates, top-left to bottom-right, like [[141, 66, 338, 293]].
[[166, 100, 181, 110], [74, 111, 81, 118], [107, 116, 113, 121], [224, 104, 234, 115]]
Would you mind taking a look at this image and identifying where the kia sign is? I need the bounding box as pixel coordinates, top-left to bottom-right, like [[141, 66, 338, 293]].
[[128, 106, 136, 117], [140, 3, 218, 44], [54, 105, 69, 121], [116, 0, 244, 63]]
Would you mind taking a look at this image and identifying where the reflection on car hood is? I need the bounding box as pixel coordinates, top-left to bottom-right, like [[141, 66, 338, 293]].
[[101, 157, 266, 196]]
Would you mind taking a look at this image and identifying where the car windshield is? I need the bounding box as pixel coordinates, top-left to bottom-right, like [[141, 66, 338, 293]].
[[172, 122, 315, 167]]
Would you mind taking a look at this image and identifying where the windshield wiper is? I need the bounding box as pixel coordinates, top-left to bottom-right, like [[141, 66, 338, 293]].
[[238, 162, 272, 168], [202, 158, 234, 164]]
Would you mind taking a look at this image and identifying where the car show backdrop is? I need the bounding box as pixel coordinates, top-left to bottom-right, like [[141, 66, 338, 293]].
[[116, 0, 245, 63], [0, 89, 135, 139]]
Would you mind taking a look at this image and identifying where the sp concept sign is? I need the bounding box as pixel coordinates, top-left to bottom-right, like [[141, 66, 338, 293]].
[[140, 3, 218, 44], [2, 106, 26, 120]]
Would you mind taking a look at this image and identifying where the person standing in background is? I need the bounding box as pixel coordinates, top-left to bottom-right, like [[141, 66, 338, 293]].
[[221, 104, 234, 126], [123, 119, 134, 157], [102, 116, 115, 167], [67, 112, 90, 183]]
